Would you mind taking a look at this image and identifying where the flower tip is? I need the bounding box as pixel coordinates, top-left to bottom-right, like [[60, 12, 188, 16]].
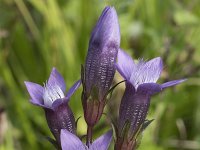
[[104, 6, 112, 10], [161, 78, 187, 89], [102, 6, 116, 14], [90, 6, 120, 47], [176, 78, 187, 85], [24, 81, 31, 85], [51, 67, 58, 74], [105, 6, 116, 12], [24, 81, 33, 89], [154, 57, 163, 64], [107, 6, 120, 43], [24, 81, 28, 86], [181, 78, 187, 82], [157, 57, 163, 69], [47, 67, 66, 92], [24, 81, 44, 106], [66, 79, 82, 100], [24, 81, 30, 91], [49, 67, 60, 81], [148, 57, 163, 76]]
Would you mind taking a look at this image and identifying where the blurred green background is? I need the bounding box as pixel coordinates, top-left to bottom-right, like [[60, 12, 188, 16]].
[[0, 0, 199, 149]]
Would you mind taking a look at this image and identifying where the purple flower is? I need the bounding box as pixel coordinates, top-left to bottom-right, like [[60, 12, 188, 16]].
[[24, 68, 81, 145], [60, 129, 112, 150], [81, 6, 120, 128], [114, 49, 186, 149]]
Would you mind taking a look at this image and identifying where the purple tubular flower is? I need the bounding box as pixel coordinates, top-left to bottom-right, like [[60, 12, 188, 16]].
[[24, 68, 81, 145], [115, 49, 186, 149], [60, 129, 113, 150], [81, 6, 120, 127]]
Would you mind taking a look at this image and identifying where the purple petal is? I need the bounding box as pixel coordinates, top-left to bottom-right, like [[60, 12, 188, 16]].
[[130, 57, 163, 87], [24, 81, 44, 105], [116, 49, 135, 80], [51, 99, 63, 110], [90, 130, 113, 150], [137, 83, 162, 95], [66, 80, 81, 100], [48, 67, 66, 92], [89, 6, 120, 48], [144, 57, 163, 82], [89, 6, 110, 43], [60, 129, 86, 150], [30, 99, 51, 109], [161, 79, 187, 89]]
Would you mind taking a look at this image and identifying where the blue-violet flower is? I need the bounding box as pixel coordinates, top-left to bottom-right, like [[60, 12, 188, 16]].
[[114, 49, 186, 149], [24, 68, 81, 145]]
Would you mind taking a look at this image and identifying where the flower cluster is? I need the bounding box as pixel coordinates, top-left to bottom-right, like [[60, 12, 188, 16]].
[[24, 6, 185, 150]]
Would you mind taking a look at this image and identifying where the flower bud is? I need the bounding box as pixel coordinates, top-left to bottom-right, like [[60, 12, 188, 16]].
[[82, 6, 120, 127]]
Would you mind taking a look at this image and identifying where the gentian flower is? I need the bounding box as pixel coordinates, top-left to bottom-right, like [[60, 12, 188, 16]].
[[60, 129, 112, 150], [114, 49, 186, 149], [24, 68, 81, 145], [81, 6, 120, 144]]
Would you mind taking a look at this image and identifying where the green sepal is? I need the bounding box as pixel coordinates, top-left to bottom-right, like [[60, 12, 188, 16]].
[[111, 121, 118, 141], [75, 116, 82, 129], [132, 119, 154, 149], [120, 120, 131, 138], [105, 80, 125, 102], [81, 64, 85, 86], [141, 119, 154, 131]]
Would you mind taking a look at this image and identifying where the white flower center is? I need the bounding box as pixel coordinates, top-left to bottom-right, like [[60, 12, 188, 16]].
[[130, 59, 160, 89], [43, 82, 65, 107]]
